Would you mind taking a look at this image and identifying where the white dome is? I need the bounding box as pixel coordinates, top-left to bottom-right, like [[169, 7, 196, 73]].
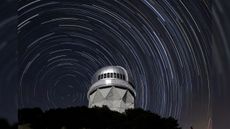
[[91, 66, 129, 84]]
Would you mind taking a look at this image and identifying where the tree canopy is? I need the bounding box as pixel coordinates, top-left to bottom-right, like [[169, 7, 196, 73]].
[[0, 118, 17, 129], [18, 106, 182, 129]]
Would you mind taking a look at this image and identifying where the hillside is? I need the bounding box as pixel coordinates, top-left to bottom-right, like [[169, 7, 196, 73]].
[[18, 106, 181, 129]]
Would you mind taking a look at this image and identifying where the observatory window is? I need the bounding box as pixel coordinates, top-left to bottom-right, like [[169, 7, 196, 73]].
[[102, 73, 125, 80], [101, 75, 103, 79], [117, 74, 120, 79], [98, 75, 100, 80], [123, 74, 126, 80], [110, 73, 113, 78]]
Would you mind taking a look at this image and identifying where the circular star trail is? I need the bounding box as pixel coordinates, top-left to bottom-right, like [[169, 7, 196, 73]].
[[17, 0, 218, 129], [212, 0, 230, 129], [0, 0, 18, 123]]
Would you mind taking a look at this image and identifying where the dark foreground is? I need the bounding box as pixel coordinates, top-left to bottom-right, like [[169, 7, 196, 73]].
[[0, 106, 183, 129], [17, 106, 181, 129]]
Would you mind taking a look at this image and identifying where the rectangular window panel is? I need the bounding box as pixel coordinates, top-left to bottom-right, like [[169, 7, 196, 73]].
[[123, 75, 126, 80], [110, 73, 112, 78], [111, 73, 113, 78]]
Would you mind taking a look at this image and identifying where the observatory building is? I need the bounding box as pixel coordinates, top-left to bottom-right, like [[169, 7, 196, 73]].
[[87, 66, 136, 113]]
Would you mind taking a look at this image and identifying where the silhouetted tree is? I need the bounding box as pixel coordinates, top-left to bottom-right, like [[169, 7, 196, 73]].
[[0, 118, 17, 129], [18, 108, 43, 129], [18, 106, 182, 129], [0, 118, 10, 129]]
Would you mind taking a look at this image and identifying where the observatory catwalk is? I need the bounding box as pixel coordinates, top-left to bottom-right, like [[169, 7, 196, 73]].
[[87, 66, 136, 113]]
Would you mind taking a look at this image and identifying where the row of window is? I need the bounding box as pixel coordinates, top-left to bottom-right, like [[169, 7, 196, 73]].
[[98, 73, 126, 80]]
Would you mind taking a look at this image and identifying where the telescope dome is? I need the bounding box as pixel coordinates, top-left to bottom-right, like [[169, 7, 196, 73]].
[[88, 66, 136, 113], [91, 66, 129, 84]]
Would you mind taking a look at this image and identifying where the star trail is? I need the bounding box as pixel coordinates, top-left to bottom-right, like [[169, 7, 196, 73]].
[[1, 0, 230, 129], [0, 0, 18, 124], [17, 0, 213, 128]]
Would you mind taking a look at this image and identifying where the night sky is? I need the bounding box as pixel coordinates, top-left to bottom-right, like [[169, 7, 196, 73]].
[[0, 0, 230, 129]]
